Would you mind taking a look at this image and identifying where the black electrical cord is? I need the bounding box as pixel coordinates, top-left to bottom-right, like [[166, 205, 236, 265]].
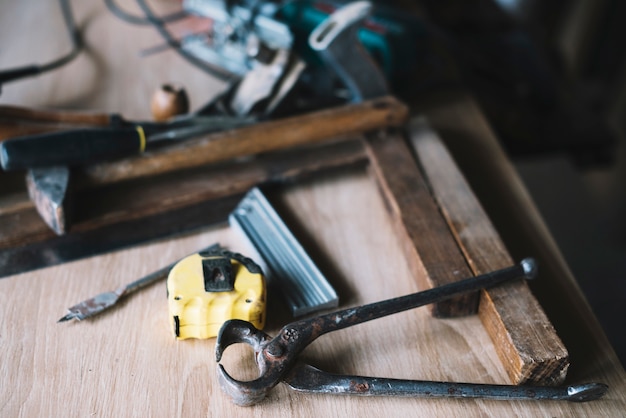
[[0, 0, 82, 89], [104, 0, 187, 25], [134, 0, 236, 82]]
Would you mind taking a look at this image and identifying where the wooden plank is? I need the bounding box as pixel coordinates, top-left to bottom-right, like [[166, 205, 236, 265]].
[[421, 94, 626, 389], [1, 97, 405, 237], [0, 105, 112, 140], [2, 1, 625, 415], [363, 130, 478, 317], [0, 140, 367, 277], [0, 140, 366, 250], [81, 97, 407, 186], [0, 172, 537, 417], [408, 117, 569, 385]]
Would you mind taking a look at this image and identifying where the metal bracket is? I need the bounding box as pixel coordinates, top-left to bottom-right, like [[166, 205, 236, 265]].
[[229, 187, 338, 316]]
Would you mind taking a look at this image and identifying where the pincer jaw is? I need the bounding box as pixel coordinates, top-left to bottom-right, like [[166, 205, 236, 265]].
[[215, 319, 277, 406], [217, 364, 274, 406], [215, 319, 267, 362]]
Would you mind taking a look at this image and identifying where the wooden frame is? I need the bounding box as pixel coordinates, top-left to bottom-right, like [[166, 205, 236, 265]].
[[0, 106, 568, 385]]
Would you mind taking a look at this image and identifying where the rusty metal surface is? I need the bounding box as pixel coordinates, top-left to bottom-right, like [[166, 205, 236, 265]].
[[282, 363, 607, 402], [57, 244, 220, 322], [213, 259, 604, 406]]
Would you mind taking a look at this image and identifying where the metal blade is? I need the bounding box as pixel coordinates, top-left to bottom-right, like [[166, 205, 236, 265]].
[[145, 115, 256, 143], [57, 244, 220, 322], [58, 287, 124, 322]]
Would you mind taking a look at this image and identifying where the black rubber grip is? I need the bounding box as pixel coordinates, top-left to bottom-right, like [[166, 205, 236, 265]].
[[0, 65, 41, 84], [0, 126, 144, 170]]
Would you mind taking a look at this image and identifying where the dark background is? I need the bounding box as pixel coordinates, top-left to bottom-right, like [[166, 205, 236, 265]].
[[402, 0, 626, 365]]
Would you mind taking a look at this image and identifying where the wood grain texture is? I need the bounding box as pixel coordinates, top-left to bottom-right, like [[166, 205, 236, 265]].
[[408, 117, 569, 385], [3, 97, 404, 237], [1, 1, 625, 416], [421, 94, 626, 389], [81, 96, 407, 186], [3, 171, 624, 417], [0, 105, 114, 140], [0, 104, 112, 125], [0, 140, 366, 250], [364, 130, 478, 317]]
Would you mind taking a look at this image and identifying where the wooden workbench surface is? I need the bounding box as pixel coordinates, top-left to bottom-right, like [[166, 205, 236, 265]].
[[1, 1, 625, 417]]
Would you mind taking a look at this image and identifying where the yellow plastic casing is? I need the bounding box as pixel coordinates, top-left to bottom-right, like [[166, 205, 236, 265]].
[[167, 253, 266, 340]]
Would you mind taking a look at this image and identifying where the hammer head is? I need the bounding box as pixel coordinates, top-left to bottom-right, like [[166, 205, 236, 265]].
[[26, 165, 72, 235]]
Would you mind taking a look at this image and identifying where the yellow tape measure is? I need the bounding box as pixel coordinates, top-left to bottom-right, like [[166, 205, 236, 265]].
[[167, 249, 266, 340]]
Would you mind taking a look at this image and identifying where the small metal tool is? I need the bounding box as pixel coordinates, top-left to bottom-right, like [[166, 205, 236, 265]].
[[229, 187, 338, 317], [0, 114, 254, 171], [58, 244, 219, 322], [215, 258, 608, 406]]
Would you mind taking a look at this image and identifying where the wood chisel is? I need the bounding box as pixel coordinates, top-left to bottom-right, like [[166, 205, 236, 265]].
[[0, 114, 253, 171]]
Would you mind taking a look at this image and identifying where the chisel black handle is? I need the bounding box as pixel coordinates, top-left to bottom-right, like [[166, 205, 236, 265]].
[[0, 126, 146, 170]]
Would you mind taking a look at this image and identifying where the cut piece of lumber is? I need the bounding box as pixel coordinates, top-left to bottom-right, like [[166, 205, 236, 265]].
[[364, 130, 478, 317], [0, 140, 367, 278], [408, 116, 569, 385], [81, 96, 408, 187]]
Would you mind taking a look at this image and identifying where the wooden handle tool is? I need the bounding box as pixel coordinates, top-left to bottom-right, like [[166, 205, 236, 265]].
[[26, 96, 408, 235], [81, 96, 408, 186], [0, 105, 113, 140]]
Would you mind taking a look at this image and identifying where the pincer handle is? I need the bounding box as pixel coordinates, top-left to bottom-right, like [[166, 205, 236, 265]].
[[215, 259, 537, 406]]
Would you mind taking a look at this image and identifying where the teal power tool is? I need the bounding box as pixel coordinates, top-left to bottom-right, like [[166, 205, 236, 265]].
[[180, 0, 449, 110], [277, 0, 421, 88]]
